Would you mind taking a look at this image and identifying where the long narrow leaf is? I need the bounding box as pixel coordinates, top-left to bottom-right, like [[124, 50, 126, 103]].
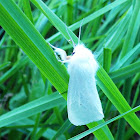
[[69, 105, 140, 140], [0, 93, 66, 127]]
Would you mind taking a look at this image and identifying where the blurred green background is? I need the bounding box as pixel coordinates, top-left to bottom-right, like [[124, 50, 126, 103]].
[[0, 0, 140, 139]]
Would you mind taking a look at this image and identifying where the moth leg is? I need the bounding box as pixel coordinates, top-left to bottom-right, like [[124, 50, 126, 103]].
[[54, 52, 60, 61], [47, 42, 67, 61], [58, 59, 70, 63]]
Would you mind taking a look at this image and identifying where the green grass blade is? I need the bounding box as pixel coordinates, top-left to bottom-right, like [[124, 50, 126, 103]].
[[97, 2, 130, 35], [0, 61, 11, 71], [45, 0, 129, 43], [53, 107, 64, 125], [23, 0, 34, 23], [97, 66, 140, 134], [67, 0, 73, 25], [30, 113, 41, 140], [110, 61, 140, 82], [30, 0, 79, 45], [103, 48, 112, 73], [69, 105, 140, 140], [0, 0, 69, 100], [116, 77, 132, 140], [96, 8, 131, 62], [51, 119, 71, 140], [120, 0, 140, 58], [111, 43, 140, 71], [131, 83, 140, 108], [87, 120, 114, 140], [0, 93, 65, 127], [0, 56, 29, 84], [10, 118, 64, 139]]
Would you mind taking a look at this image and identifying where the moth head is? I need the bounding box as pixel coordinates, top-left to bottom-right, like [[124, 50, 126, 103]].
[[71, 44, 93, 62], [72, 51, 75, 55], [73, 44, 86, 55]]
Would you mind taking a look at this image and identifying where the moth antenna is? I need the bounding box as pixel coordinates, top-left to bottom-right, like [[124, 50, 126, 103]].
[[78, 18, 84, 45], [65, 25, 75, 48]]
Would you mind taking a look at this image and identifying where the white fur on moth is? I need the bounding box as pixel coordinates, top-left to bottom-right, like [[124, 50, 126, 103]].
[[67, 44, 104, 125], [48, 30, 104, 126]]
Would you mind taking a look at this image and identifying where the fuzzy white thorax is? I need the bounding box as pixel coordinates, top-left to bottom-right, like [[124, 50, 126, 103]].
[[68, 44, 98, 76]]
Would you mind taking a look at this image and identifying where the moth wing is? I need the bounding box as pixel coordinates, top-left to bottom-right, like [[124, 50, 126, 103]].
[[67, 65, 104, 126]]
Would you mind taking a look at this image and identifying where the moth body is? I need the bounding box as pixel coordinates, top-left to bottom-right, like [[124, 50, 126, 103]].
[[48, 25, 104, 125], [67, 44, 104, 125]]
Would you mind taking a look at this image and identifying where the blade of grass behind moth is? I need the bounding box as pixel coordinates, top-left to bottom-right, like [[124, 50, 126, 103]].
[[111, 43, 140, 71], [51, 119, 72, 140], [0, 56, 29, 84], [0, 0, 69, 100], [131, 82, 140, 108], [23, 0, 34, 23], [0, 93, 66, 127], [110, 61, 140, 82], [119, 0, 140, 59], [97, 2, 130, 35], [103, 48, 112, 116], [97, 66, 140, 134], [10, 118, 62, 139], [30, 113, 41, 140], [69, 105, 140, 140], [0, 62, 11, 71], [103, 48, 112, 73], [96, 7, 131, 63], [35, 104, 67, 140], [37, 0, 129, 43], [31, 0, 79, 45], [116, 76, 132, 140], [67, 0, 73, 25]]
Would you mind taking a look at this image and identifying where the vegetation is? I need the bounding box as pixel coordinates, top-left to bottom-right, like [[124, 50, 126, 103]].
[[0, 0, 140, 139]]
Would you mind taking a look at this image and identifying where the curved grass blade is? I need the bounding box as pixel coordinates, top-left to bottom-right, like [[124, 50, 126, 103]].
[[32, 0, 129, 43], [69, 105, 140, 140], [110, 61, 140, 82], [0, 56, 29, 84], [0, 93, 66, 127]]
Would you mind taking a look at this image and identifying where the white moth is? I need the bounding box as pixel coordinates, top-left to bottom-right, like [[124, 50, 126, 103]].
[[48, 25, 104, 126]]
